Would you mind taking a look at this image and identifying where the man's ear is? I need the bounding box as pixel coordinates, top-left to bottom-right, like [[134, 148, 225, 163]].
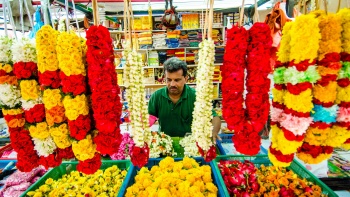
[[185, 75, 189, 82]]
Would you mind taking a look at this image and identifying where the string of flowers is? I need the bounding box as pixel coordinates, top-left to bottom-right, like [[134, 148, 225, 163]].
[[0, 36, 40, 172], [36, 25, 75, 169], [297, 11, 343, 164], [268, 14, 321, 167], [86, 25, 122, 172], [337, 8, 350, 151], [123, 47, 151, 168], [179, 134, 201, 157], [110, 133, 135, 160], [192, 39, 216, 161]]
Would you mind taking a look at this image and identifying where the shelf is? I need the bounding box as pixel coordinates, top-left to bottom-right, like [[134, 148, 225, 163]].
[[116, 63, 223, 70], [119, 82, 220, 87], [110, 30, 166, 33], [113, 45, 226, 51]]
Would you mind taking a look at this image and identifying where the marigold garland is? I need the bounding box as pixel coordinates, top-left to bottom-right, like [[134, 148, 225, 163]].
[[36, 25, 59, 73], [29, 122, 50, 139], [72, 134, 96, 161], [49, 123, 72, 149], [270, 125, 303, 155], [297, 142, 333, 164]]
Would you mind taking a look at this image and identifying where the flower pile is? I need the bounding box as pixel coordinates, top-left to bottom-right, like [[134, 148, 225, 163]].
[[123, 47, 151, 167], [27, 165, 128, 196], [86, 25, 122, 171], [221, 23, 271, 156], [111, 133, 135, 160], [269, 14, 321, 167], [179, 134, 201, 157], [192, 39, 216, 161], [125, 157, 218, 197], [218, 160, 259, 196], [337, 8, 350, 151], [148, 132, 176, 158]]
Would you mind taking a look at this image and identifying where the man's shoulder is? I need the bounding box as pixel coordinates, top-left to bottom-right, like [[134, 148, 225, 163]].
[[186, 85, 196, 96], [152, 87, 167, 97]]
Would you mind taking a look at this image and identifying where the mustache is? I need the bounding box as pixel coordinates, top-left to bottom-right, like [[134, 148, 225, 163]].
[[170, 87, 177, 89]]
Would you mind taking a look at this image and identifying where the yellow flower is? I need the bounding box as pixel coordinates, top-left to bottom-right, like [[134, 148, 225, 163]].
[[2, 108, 23, 116], [0, 63, 13, 73], [72, 135, 96, 161], [337, 8, 350, 53], [50, 124, 72, 149], [63, 95, 89, 120], [272, 88, 285, 104], [271, 125, 302, 155], [296, 152, 332, 164], [159, 157, 175, 170], [336, 85, 350, 103], [284, 89, 313, 113], [277, 21, 293, 63], [325, 125, 350, 147], [20, 80, 40, 100], [268, 149, 292, 167], [36, 25, 59, 73], [341, 142, 350, 151], [304, 126, 330, 146], [43, 89, 63, 110], [313, 81, 337, 103], [205, 182, 218, 193], [29, 122, 50, 139]]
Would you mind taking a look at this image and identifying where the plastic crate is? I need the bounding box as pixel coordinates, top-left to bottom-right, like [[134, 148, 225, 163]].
[[216, 134, 267, 156], [212, 155, 338, 197], [21, 160, 134, 197], [0, 144, 17, 160], [121, 157, 226, 197]]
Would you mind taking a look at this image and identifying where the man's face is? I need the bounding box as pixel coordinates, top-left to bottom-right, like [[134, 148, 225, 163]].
[[165, 69, 187, 96]]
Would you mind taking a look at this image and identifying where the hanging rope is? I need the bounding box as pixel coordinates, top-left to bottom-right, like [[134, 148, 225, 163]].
[[23, 0, 34, 29], [3, 1, 8, 36], [64, 0, 70, 32], [207, 0, 214, 40], [71, 0, 81, 37], [239, 0, 246, 27], [19, 0, 25, 34], [254, 0, 260, 22], [92, 0, 98, 25], [323, 0, 328, 14], [337, 0, 341, 12], [5, 0, 17, 39]]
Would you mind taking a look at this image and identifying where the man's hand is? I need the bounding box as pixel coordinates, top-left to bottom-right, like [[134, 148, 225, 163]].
[[212, 116, 222, 144]]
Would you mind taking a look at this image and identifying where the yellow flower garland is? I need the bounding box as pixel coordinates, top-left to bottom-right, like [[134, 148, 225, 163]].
[[284, 89, 313, 113], [62, 95, 89, 121], [50, 123, 72, 149], [296, 152, 332, 164], [43, 89, 64, 110], [0, 63, 12, 73], [36, 25, 59, 73], [336, 85, 350, 103], [56, 32, 86, 76], [72, 135, 96, 161], [317, 66, 341, 76], [272, 88, 285, 104], [342, 143, 350, 151], [29, 122, 50, 140], [271, 125, 303, 155], [304, 126, 330, 146], [325, 125, 350, 147], [19, 80, 40, 100], [2, 108, 23, 116], [289, 14, 320, 63], [277, 22, 293, 63], [267, 149, 292, 168], [313, 82, 338, 103], [337, 8, 350, 54]]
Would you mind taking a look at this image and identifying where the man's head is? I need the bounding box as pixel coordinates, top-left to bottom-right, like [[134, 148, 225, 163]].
[[164, 57, 188, 96]]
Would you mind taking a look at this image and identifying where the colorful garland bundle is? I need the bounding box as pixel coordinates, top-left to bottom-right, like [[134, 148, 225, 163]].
[[123, 47, 151, 168], [86, 25, 122, 171], [269, 14, 321, 167], [221, 23, 271, 156], [192, 39, 217, 161], [337, 8, 350, 151], [296, 11, 343, 164]]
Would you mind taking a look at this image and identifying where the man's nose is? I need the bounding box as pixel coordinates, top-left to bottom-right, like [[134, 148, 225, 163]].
[[170, 81, 176, 86]]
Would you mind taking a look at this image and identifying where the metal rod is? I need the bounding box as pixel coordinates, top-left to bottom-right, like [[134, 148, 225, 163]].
[[71, 0, 81, 36], [65, 0, 70, 31], [3, 1, 8, 36], [19, 0, 24, 34], [6, 0, 17, 39], [208, 0, 214, 40], [239, 0, 245, 27], [23, 0, 34, 29]]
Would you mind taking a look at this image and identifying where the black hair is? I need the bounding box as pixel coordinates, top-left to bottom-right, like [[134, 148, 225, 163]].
[[163, 57, 188, 77]]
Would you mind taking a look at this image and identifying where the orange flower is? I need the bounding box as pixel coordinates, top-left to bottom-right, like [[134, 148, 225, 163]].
[[46, 106, 66, 126], [0, 76, 17, 85], [278, 177, 289, 186], [8, 118, 25, 128]]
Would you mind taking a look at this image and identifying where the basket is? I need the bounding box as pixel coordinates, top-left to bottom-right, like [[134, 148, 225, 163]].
[[212, 155, 338, 197], [21, 160, 134, 197], [122, 157, 226, 197], [216, 134, 267, 155]]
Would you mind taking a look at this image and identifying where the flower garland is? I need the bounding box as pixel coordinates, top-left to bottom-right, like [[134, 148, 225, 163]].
[[222, 23, 271, 156], [0, 36, 40, 172], [269, 14, 321, 167], [337, 8, 350, 151], [86, 25, 122, 168], [179, 134, 201, 157], [110, 133, 135, 160], [192, 39, 216, 161], [147, 132, 177, 158], [123, 47, 151, 167]]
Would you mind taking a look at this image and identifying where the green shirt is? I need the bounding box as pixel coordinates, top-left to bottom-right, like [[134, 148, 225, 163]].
[[148, 85, 217, 137]]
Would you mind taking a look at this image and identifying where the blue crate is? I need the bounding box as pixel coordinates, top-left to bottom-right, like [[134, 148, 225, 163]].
[[121, 157, 226, 197], [0, 160, 16, 169], [216, 134, 267, 156]]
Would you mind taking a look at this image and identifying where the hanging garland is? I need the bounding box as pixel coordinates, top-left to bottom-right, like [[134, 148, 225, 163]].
[[337, 8, 350, 151], [222, 22, 272, 156], [86, 25, 122, 172], [269, 14, 321, 167]]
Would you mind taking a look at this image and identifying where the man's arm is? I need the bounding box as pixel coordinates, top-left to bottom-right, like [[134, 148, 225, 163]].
[[212, 116, 221, 144]]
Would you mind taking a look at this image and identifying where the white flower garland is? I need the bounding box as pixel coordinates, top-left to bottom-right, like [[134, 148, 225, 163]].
[[0, 84, 21, 108], [179, 134, 201, 157], [191, 40, 215, 151], [124, 48, 151, 147], [32, 136, 57, 157], [147, 132, 176, 158], [0, 36, 13, 63], [11, 37, 37, 63], [21, 97, 42, 110]]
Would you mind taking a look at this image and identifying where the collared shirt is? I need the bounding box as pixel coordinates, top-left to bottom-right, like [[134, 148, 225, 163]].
[[148, 84, 217, 137]]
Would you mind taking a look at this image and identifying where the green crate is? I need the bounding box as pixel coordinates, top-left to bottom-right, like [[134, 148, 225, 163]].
[[21, 160, 134, 197], [212, 155, 338, 197]]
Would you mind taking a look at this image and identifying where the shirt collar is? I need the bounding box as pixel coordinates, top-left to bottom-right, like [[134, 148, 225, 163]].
[[162, 84, 189, 101]]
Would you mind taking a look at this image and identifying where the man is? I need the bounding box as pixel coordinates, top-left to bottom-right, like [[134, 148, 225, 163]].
[[148, 57, 222, 143]]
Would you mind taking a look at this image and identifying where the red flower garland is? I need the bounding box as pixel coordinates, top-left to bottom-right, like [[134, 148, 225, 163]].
[[130, 142, 150, 168], [93, 130, 121, 155], [67, 114, 91, 140], [13, 62, 37, 79], [58, 147, 75, 159], [86, 25, 122, 156], [222, 23, 272, 155], [24, 104, 45, 123], [59, 72, 87, 96], [297, 142, 333, 158], [38, 71, 61, 89], [77, 153, 102, 175], [39, 153, 62, 169]]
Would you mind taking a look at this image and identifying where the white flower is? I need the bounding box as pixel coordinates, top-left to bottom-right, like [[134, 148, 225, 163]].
[[0, 84, 21, 108], [11, 37, 37, 63], [191, 40, 215, 151], [0, 36, 13, 63], [21, 96, 43, 110], [148, 132, 176, 158], [33, 136, 57, 157], [179, 134, 201, 157]]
